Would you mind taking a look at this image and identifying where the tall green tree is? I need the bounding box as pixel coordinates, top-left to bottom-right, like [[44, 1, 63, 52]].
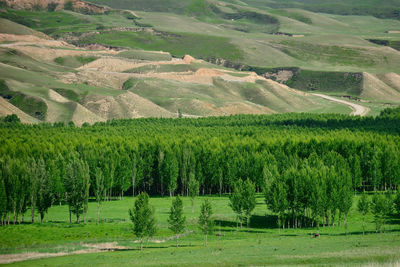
[[310, 167, 325, 230], [357, 192, 370, 235], [65, 157, 90, 223], [188, 173, 199, 213], [129, 192, 157, 250], [36, 158, 53, 223], [338, 168, 353, 234], [383, 191, 394, 232], [265, 177, 288, 232], [28, 158, 38, 223], [229, 179, 244, 228], [371, 192, 385, 233], [162, 150, 179, 197], [242, 179, 256, 228], [394, 187, 400, 216], [0, 174, 7, 225], [168, 195, 186, 247], [198, 199, 213, 247], [94, 167, 105, 224]]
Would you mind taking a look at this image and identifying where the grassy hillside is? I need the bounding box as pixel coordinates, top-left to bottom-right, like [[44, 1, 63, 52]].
[[241, 0, 400, 20]]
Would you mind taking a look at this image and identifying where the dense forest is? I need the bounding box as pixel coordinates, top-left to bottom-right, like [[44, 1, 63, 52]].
[[0, 110, 400, 226]]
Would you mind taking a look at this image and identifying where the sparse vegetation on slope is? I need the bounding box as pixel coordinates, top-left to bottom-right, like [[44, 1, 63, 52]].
[[0, 79, 47, 120]]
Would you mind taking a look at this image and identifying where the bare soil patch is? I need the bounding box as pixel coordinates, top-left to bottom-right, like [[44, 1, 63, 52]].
[[0, 242, 128, 264]]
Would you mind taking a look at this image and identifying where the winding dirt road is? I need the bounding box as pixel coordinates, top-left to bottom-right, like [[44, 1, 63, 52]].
[[312, 93, 370, 116]]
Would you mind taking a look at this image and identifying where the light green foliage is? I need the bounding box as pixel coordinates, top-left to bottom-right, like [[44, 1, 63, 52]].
[[168, 195, 186, 247], [198, 199, 213, 246], [129, 192, 157, 250], [161, 150, 179, 197], [94, 167, 105, 224], [357, 192, 370, 234], [0, 169, 6, 225], [371, 192, 385, 233], [35, 158, 53, 223], [242, 179, 256, 228], [229, 179, 244, 228], [265, 174, 288, 231], [65, 156, 90, 223], [188, 174, 199, 212], [395, 188, 400, 215]]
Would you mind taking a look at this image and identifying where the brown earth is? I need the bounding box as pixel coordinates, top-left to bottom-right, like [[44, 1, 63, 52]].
[[71, 102, 106, 125], [2, 0, 110, 13], [0, 242, 128, 264], [362, 72, 400, 102], [81, 91, 175, 120], [264, 70, 294, 83]]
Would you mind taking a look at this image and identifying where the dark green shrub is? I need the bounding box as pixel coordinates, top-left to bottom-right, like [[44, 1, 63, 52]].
[[47, 2, 58, 12]]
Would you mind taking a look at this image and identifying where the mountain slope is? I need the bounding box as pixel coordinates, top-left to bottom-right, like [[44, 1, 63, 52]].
[[0, 0, 399, 123]]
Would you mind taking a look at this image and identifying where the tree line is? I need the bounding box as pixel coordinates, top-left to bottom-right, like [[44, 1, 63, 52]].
[[0, 112, 400, 225]]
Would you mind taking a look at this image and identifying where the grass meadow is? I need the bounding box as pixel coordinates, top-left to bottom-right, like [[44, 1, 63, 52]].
[[1, 194, 399, 266]]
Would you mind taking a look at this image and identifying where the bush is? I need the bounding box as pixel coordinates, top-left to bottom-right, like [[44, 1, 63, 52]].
[[64, 1, 74, 11], [47, 2, 58, 12], [3, 114, 20, 123]]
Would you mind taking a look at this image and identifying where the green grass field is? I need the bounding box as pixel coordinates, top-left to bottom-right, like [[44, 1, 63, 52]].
[[1, 194, 399, 266]]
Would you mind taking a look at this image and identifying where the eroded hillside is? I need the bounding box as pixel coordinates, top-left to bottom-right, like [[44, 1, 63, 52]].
[[0, 0, 399, 124]]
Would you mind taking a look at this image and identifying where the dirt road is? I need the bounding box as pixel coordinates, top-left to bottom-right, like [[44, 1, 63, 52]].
[[312, 93, 370, 116]]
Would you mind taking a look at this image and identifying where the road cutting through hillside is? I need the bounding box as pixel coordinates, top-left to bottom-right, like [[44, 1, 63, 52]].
[[312, 93, 370, 116]]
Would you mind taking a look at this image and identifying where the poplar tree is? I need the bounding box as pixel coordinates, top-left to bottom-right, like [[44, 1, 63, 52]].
[[229, 179, 244, 228], [27, 158, 38, 223], [242, 179, 256, 228], [198, 199, 213, 246], [168, 195, 186, 247], [266, 177, 288, 232], [338, 169, 353, 234], [95, 167, 105, 224], [0, 176, 6, 225], [188, 173, 199, 213], [371, 192, 385, 233], [36, 158, 52, 223], [65, 157, 90, 223], [394, 188, 400, 216], [358, 192, 370, 235], [162, 151, 178, 197], [129, 192, 156, 250]]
